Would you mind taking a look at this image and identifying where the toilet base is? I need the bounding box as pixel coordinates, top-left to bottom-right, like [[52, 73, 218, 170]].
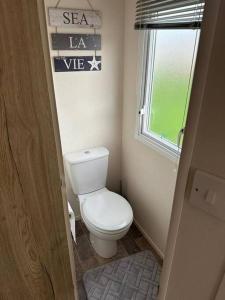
[[90, 233, 117, 258]]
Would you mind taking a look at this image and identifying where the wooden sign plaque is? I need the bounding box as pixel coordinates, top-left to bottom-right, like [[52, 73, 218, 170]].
[[54, 56, 102, 72], [51, 33, 101, 50], [48, 7, 101, 29]]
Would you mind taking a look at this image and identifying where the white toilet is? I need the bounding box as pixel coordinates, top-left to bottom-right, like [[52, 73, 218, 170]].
[[64, 147, 133, 258]]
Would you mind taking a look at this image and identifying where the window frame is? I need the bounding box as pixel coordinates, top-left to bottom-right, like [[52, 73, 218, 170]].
[[136, 29, 198, 160]]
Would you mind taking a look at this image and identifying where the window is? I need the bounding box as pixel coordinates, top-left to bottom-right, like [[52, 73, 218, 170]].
[[137, 29, 200, 155]]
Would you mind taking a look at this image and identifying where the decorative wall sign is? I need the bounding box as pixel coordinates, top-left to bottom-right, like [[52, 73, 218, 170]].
[[51, 33, 101, 50], [54, 56, 101, 72], [48, 7, 101, 29]]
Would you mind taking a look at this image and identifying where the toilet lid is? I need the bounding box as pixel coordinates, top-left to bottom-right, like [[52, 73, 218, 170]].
[[82, 190, 133, 232]]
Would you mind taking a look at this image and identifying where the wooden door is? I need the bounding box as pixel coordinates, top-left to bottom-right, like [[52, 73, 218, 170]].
[[0, 1, 76, 299]]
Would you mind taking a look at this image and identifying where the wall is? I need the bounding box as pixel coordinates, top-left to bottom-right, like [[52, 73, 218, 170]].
[[122, 0, 177, 255], [159, 0, 225, 299], [44, 0, 124, 216]]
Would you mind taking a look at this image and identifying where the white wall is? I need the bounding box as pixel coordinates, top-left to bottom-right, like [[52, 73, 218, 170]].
[[122, 0, 177, 255], [44, 0, 124, 216]]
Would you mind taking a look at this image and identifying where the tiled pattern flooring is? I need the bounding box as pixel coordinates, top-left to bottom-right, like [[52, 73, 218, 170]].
[[72, 220, 163, 300]]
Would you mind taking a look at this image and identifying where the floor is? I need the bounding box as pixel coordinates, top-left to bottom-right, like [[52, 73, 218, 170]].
[[72, 220, 163, 300]]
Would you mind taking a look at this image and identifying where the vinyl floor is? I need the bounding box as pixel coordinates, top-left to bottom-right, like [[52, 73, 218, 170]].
[[72, 220, 163, 300]]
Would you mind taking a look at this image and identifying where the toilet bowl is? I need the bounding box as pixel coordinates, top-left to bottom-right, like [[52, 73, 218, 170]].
[[64, 147, 134, 258], [79, 188, 133, 258]]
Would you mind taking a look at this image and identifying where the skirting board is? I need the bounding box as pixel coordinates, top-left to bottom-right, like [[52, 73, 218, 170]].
[[134, 218, 164, 260]]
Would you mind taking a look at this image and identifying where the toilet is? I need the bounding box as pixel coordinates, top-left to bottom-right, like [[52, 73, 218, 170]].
[[64, 147, 133, 258]]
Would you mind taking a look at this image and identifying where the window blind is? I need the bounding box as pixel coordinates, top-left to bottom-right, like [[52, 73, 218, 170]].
[[135, 0, 205, 30]]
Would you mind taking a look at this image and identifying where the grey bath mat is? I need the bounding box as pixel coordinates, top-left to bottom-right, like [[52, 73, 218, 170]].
[[83, 250, 161, 300]]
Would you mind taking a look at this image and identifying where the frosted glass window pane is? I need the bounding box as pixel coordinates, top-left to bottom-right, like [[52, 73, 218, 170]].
[[148, 30, 198, 145]]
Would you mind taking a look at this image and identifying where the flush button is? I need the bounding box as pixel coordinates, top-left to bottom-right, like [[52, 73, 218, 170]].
[[84, 150, 90, 154]]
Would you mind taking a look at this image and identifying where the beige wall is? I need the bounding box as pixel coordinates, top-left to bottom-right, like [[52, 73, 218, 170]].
[[44, 0, 124, 216], [122, 0, 177, 255]]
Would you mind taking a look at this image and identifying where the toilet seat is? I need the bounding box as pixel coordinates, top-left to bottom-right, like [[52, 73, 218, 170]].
[[82, 213, 131, 236], [81, 189, 133, 233]]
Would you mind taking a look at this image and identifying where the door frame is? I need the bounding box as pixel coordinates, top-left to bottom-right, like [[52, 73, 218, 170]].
[[158, 0, 222, 299]]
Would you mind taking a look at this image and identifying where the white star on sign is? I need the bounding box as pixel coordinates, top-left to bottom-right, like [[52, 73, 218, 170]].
[[87, 56, 101, 71]]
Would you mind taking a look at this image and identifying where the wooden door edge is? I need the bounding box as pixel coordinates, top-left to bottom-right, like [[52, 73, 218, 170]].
[[36, 1, 78, 298]]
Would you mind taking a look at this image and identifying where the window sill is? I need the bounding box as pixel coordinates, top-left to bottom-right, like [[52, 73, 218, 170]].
[[135, 132, 180, 163]]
